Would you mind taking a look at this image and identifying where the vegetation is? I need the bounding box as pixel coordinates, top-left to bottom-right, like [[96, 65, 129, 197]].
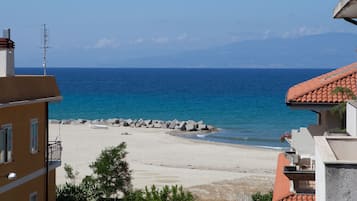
[[56, 182, 93, 201], [89, 142, 132, 198], [57, 143, 195, 201], [251, 191, 273, 201], [57, 142, 132, 201], [330, 86, 356, 129], [123, 185, 195, 201]]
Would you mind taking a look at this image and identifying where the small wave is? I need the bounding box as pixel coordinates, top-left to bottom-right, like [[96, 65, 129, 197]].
[[197, 134, 207, 138], [208, 135, 279, 143], [255, 145, 287, 150]]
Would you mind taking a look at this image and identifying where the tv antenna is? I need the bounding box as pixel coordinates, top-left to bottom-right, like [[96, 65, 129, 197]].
[[41, 24, 49, 76]]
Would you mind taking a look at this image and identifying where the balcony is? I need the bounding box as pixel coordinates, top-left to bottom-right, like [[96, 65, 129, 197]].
[[284, 152, 316, 193], [47, 141, 62, 168]]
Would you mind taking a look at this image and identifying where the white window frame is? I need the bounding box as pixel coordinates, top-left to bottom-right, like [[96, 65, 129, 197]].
[[0, 124, 12, 164], [30, 119, 39, 154], [29, 192, 38, 201]]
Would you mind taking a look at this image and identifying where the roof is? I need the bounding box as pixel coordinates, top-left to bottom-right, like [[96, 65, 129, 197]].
[[0, 76, 62, 108], [272, 153, 292, 201], [0, 38, 14, 48], [272, 153, 315, 201], [279, 194, 315, 201], [286, 62, 357, 105], [334, 0, 357, 18]]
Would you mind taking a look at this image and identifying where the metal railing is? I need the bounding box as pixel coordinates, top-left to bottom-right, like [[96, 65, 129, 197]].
[[47, 141, 62, 163]]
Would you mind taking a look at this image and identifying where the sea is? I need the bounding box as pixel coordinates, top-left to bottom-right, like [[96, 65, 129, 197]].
[[17, 68, 330, 149]]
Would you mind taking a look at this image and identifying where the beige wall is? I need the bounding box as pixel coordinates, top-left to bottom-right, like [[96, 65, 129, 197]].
[[0, 103, 57, 201], [0, 170, 56, 201], [0, 103, 46, 186]]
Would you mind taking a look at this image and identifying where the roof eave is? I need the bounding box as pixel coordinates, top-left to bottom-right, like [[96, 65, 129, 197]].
[[286, 102, 338, 111], [0, 96, 63, 109]]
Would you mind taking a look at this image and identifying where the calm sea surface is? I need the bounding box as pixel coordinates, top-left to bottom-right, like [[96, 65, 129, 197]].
[[17, 68, 330, 148]]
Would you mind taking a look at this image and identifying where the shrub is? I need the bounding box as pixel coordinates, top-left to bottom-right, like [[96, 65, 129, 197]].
[[56, 183, 91, 201], [251, 191, 273, 201], [123, 185, 195, 201]]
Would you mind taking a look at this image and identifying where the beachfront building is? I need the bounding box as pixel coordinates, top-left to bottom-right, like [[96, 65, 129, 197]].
[[272, 63, 357, 201], [0, 30, 62, 201], [285, 63, 357, 156]]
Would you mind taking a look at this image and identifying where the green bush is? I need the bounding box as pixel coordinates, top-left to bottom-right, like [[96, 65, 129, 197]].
[[251, 191, 273, 201], [123, 185, 195, 201], [56, 183, 91, 201]]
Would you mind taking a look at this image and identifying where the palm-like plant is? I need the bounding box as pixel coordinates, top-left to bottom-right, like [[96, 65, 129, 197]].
[[330, 86, 356, 129]]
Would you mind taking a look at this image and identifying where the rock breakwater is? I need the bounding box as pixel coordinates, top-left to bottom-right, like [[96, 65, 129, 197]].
[[49, 118, 217, 133]]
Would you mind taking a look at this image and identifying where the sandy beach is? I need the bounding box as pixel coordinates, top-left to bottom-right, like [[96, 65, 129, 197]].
[[50, 123, 279, 200]]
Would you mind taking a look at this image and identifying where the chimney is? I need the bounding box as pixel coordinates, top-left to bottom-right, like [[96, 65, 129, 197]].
[[0, 29, 15, 77]]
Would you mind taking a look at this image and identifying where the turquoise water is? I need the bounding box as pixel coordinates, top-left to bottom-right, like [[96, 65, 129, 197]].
[[18, 68, 329, 148]]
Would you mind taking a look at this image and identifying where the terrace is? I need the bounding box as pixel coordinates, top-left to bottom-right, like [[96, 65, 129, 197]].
[[47, 140, 62, 168]]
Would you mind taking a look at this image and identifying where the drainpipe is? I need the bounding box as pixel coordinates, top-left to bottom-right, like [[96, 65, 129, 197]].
[[45, 102, 49, 201]]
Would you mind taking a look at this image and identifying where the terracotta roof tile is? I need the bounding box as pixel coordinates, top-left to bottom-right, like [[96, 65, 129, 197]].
[[279, 194, 315, 201], [286, 62, 357, 104], [272, 154, 316, 201], [272, 153, 291, 201]]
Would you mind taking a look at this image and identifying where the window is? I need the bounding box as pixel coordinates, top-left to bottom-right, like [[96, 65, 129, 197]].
[[0, 124, 12, 163], [29, 192, 37, 201], [30, 119, 38, 153]]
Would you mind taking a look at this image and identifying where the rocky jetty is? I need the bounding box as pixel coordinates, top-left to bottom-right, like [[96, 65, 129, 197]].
[[49, 118, 217, 133]]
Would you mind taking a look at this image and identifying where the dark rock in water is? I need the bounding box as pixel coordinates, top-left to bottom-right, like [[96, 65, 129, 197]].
[[144, 120, 152, 126], [169, 120, 178, 129], [126, 119, 133, 125], [186, 123, 197, 131], [57, 118, 216, 133], [198, 124, 208, 130], [178, 122, 187, 131], [207, 125, 215, 131]]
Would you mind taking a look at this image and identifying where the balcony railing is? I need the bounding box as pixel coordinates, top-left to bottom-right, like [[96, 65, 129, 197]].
[[47, 141, 62, 164]]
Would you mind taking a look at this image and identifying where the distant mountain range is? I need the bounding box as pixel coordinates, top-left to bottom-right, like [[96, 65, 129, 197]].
[[117, 33, 357, 68]]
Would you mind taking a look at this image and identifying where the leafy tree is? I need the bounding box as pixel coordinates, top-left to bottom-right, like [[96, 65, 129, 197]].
[[330, 86, 357, 129], [251, 191, 273, 201], [89, 142, 132, 199]]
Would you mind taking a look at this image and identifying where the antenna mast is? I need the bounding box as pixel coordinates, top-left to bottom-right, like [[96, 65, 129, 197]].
[[41, 24, 49, 76]]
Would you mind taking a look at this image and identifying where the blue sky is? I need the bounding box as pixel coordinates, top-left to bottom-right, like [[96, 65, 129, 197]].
[[1, 0, 355, 67]]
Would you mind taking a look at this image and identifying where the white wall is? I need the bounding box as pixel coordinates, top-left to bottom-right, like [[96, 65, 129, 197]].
[[315, 145, 326, 201], [292, 127, 315, 155], [0, 48, 14, 77], [347, 102, 357, 136]]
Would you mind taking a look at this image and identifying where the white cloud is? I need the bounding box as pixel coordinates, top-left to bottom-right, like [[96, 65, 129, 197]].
[[282, 26, 324, 38], [152, 37, 169, 44], [176, 33, 188, 41], [93, 38, 119, 48], [263, 30, 271, 39], [133, 38, 145, 44]]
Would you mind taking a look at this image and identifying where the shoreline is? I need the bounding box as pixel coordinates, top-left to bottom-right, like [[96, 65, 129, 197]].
[[50, 123, 279, 201], [50, 118, 286, 150]]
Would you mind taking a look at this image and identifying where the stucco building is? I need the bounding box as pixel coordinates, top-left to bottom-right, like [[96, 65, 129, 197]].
[[0, 29, 62, 201]]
